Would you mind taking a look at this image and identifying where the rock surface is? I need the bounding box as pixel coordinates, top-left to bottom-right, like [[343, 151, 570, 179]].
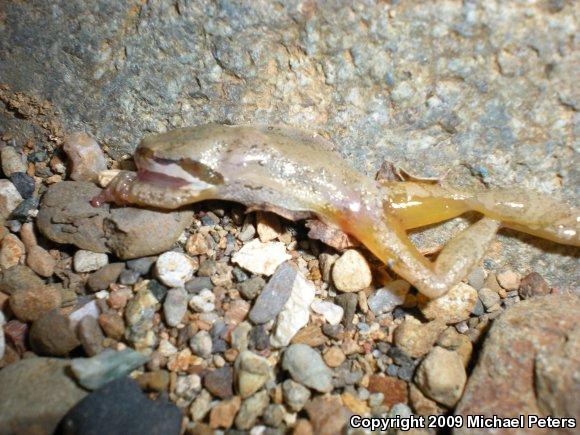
[[0, 358, 88, 435], [455, 295, 580, 434]]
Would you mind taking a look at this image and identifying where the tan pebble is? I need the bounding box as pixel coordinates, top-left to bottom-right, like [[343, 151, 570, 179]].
[[323, 346, 346, 368], [9, 285, 62, 322], [341, 392, 370, 415], [63, 132, 108, 182], [496, 269, 521, 290], [19, 222, 37, 248], [0, 234, 25, 269], [256, 211, 282, 242], [332, 249, 372, 292], [292, 419, 314, 435], [209, 396, 241, 429], [186, 233, 209, 256], [418, 283, 478, 324], [26, 245, 56, 277]]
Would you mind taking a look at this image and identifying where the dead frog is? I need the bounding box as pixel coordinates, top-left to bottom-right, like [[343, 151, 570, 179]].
[[92, 124, 579, 299]]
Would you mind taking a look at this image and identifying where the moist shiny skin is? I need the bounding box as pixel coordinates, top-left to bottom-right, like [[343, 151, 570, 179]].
[[95, 124, 580, 299]]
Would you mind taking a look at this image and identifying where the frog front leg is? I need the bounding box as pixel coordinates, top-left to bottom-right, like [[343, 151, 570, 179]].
[[91, 170, 217, 209]]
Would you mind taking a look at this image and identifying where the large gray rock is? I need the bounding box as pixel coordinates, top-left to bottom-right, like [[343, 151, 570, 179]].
[[37, 181, 193, 259], [1, 1, 577, 288], [0, 358, 88, 435]]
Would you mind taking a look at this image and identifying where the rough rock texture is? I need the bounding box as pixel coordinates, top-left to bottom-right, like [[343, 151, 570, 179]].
[[0, 1, 578, 289], [455, 295, 580, 435]]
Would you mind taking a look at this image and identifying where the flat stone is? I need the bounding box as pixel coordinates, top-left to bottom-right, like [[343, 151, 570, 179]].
[[418, 282, 478, 324], [78, 315, 105, 356], [455, 295, 580, 435], [71, 348, 149, 390], [249, 261, 296, 324], [232, 239, 291, 276], [59, 377, 181, 435], [414, 346, 467, 408], [331, 249, 372, 292], [0, 264, 44, 295], [256, 211, 282, 242], [282, 344, 333, 393], [0, 358, 87, 435], [311, 299, 344, 325]]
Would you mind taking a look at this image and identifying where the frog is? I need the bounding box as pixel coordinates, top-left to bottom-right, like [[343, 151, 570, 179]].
[[92, 124, 579, 299]]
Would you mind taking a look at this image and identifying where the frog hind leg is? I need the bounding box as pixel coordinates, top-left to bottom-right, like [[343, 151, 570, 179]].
[[467, 188, 580, 246], [352, 211, 501, 299]]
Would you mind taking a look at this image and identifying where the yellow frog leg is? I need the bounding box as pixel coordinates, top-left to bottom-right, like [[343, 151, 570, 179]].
[[349, 210, 501, 299]]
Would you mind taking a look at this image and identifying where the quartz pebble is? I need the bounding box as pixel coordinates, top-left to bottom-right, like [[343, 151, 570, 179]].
[[163, 287, 189, 327], [282, 344, 333, 393], [393, 316, 446, 358], [418, 283, 478, 324], [190, 390, 212, 421], [270, 267, 316, 347], [368, 280, 410, 315], [0, 180, 22, 221], [310, 299, 344, 325], [331, 249, 372, 292], [74, 250, 109, 273], [71, 348, 149, 390], [155, 251, 196, 287], [232, 239, 291, 276], [414, 346, 466, 407], [189, 289, 215, 313]]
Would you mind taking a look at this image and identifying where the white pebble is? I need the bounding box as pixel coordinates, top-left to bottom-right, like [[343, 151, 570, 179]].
[[332, 249, 372, 292], [157, 338, 178, 357], [232, 239, 291, 276], [74, 250, 109, 273], [189, 289, 215, 313], [1, 147, 27, 177], [155, 251, 196, 287], [310, 299, 344, 325], [0, 179, 23, 221], [270, 270, 315, 347]]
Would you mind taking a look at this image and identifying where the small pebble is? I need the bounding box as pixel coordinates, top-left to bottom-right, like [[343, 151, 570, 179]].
[[189, 289, 215, 313], [478, 288, 501, 311], [26, 245, 56, 277], [418, 282, 478, 324], [126, 256, 157, 275], [332, 249, 372, 292], [232, 239, 291, 276], [189, 330, 212, 358], [234, 350, 271, 398], [282, 379, 311, 412], [163, 287, 189, 327], [282, 344, 333, 393], [87, 263, 125, 291], [9, 284, 62, 322], [185, 276, 213, 293], [1, 146, 27, 177], [29, 310, 80, 356], [497, 269, 521, 291], [11, 197, 39, 222], [368, 280, 410, 315], [323, 346, 346, 368], [74, 250, 109, 273], [9, 172, 35, 199], [311, 299, 344, 325], [238, 276, 265, 300], [63, 132, 108, 182], [155, 251, 197, 287], [256, 212, 282, 242], [118, 269, 139, 285], [0, 233, 25, 269], [518, 272, 550, 299]]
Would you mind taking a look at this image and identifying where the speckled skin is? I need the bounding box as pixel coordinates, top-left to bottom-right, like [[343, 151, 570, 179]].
[[95, 125, 579, 298]]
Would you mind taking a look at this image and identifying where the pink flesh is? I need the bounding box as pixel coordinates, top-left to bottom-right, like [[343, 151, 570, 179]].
[[137, 169, 190, 188]]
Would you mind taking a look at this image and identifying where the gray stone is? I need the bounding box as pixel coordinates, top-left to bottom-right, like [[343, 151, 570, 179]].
[[189, 330, 212, 358], [235, 389, 269, 430], [249, 261, 296, 324], [71, 348, 149, 390], [163, 287, 189, 327], [234, 350, 271, 398], [0, 358, 88, 435], [282, 379, 311, 412], [282, 344, 333, 393]]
